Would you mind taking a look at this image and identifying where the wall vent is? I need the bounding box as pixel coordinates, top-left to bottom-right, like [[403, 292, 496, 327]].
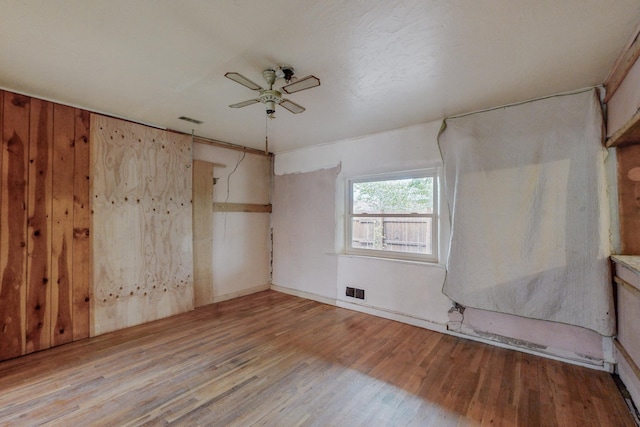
[[346, 287, 364, 300], [178, 116, 203, 125]]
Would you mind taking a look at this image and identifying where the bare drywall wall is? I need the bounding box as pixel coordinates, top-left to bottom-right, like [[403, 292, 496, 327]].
[[192, 143, 271, 302], [336, 256, 450, 327], [91, 115, 193, 336], [274, 122, 451, 318], [272, 166, 340, 300]]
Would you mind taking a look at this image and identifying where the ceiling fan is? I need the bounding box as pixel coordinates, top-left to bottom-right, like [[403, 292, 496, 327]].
[[225, 65, 320, 118]]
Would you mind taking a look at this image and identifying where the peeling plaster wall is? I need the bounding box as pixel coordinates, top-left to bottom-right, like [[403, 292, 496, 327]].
[[274, 122, 451, 325], [272, 166, 340, 301], [192, 143, 271, 301], [274, 121, 610, 368]]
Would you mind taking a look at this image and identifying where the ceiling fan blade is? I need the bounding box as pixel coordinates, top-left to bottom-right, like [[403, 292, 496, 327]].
[[229, 99, 260, 108], [281, 75, 320, 94], [280, 99, 306, 114], [225, 72, 263, 91]]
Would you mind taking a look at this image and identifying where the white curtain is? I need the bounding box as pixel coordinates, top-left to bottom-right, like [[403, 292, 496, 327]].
[[438, 89, 615, 336]]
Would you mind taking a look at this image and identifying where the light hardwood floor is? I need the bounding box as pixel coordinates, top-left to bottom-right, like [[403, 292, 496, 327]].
[[0, 290, 635, 426]]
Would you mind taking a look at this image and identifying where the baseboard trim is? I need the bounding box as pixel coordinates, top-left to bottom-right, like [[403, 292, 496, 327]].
[[447, 326, 612, 372], [270, 284, 336, 306], [212, 284, 271, 303], [336, 299, 449, 334]]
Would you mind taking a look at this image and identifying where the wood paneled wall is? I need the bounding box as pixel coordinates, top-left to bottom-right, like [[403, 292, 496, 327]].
[[617, 144, 640, 254], [90, 115, 193, 336], [0, 91, 90, 361]]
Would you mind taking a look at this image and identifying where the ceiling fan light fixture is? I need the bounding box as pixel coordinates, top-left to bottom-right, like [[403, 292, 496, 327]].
[[281, 65, 295, 83], [265, 100, 276, 115]]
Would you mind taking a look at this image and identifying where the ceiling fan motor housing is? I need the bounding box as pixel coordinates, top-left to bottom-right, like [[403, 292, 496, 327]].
[[260, 89, 282, 115]]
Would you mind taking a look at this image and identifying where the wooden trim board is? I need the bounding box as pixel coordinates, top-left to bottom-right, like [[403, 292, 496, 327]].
[[213, 202, 272, 213], [606, 109, 640, 148], [605, 21, 640, 103], [615, 275, 640, 298], [615, 338, 640, 384], [192, 160, 214, 307]]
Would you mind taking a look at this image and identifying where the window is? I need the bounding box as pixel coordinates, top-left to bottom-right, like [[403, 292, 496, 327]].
[[347, 170, 437, 262]]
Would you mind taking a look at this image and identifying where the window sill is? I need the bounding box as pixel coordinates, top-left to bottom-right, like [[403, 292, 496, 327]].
[[335, 253, 446, 268]]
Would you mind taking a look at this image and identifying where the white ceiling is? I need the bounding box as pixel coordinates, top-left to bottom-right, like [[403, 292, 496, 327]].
[[0, 1, 639, 153]]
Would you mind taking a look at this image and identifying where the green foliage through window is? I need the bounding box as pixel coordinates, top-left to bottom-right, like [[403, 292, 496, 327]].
[[353, 177, 433, 214]]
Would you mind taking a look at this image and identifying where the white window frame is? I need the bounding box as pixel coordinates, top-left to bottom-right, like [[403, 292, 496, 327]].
[[346, 169, 438, 263]]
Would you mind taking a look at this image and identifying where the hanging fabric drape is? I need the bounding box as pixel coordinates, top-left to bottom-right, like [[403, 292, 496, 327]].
[[438, 89, 615, 336]]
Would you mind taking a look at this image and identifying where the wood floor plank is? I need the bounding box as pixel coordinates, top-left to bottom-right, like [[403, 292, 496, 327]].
[[0, 290, 634, 426]]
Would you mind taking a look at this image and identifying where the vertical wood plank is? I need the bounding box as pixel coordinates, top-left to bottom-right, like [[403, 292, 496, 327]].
[[0, 93, 29, 360], [25, 99, 53, 354], [72, 109, 90, 341], [0, 91, 2, 357], [193, 160, 214, 307], [51, 104, 75, 346]]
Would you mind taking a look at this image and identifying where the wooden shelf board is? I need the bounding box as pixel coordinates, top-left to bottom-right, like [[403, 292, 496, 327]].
[[212, 202, 272, 213]]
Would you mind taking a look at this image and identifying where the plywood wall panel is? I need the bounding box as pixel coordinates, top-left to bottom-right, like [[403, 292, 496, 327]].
[[0, 93, 29, 360], [51, 104, 75, 347], [25, 99, 53, 354], [72, 109, 90, 341], [91, 114, 193, 336]]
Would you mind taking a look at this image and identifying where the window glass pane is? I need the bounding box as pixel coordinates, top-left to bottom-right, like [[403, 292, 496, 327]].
[[351, 216, 433, 255], [352, 177, 433, 214]]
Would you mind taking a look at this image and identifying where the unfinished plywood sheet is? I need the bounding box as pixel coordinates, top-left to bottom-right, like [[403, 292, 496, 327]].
[[618, 144, 640, 254], [192, 160, 214, 307], [91, 114, 193, 336]]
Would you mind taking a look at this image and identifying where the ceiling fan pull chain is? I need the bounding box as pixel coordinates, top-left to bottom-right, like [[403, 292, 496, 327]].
[[265, 113, 269, 155]]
